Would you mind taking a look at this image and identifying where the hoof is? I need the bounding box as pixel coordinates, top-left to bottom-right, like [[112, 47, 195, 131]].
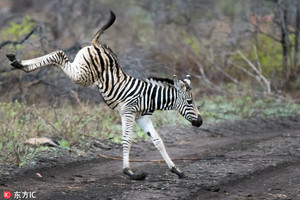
[[123, 168, 147, 181], [171, 167, 186, 179], [129, 172, 147, 180], [6, 54, 25, 70], [11, 60, 24, 69], [6, 54, 16, 62]]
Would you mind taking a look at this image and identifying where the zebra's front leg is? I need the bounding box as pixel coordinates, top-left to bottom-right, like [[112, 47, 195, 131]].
[[137, 115, 186, 178], [121, 113, 147, 180]]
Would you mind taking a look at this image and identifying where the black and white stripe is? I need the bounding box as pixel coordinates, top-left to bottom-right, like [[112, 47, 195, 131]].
[[7, 11, 202, 180]]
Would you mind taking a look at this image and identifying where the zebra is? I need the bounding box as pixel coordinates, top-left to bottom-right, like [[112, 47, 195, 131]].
[[6, 11, 202, 180]]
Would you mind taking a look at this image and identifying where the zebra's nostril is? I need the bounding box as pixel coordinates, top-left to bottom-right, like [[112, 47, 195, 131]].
[[192, 115, 202, 127], [198, 115, 203, 124]]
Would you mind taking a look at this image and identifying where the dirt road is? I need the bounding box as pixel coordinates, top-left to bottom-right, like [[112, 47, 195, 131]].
[[1, 116, 300, 199]]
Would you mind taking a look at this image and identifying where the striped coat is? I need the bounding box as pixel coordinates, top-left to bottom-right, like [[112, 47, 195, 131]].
[[7, 11, 202, 180]]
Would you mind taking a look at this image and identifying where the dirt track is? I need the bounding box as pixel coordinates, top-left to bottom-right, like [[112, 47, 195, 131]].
[[1, 116, 300, 200]]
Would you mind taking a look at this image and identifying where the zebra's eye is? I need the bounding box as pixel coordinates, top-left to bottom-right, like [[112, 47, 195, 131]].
[[187, 99, 193, 104]]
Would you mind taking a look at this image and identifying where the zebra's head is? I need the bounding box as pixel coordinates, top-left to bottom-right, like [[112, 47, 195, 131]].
[[173, 75, 203, 127]]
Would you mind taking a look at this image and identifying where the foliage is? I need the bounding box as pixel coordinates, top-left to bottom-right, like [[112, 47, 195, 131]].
[[227, 34, 282, 82], [250, 34, 282, 78], [201, 95, 300, 124], [59, 139, 71, 149], [183, 30, 201, 55], [217, 0, 245, 18], [1, 15, 35, 41]]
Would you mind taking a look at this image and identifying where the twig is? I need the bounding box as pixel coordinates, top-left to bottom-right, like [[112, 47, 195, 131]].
[[207, 56, 239, 85], [227, 56, 266, 90], [99, 154, 211, 162], [0, 68, 15, 73], [33, 105, 59, 133], [186, 50, 228, 94], [98, 154, 266, 162], [227, 59, 257, 79], [100, 154, 163, 162], [248, 25, 281, 43], [0, 25, 42, 49], [195, 65, 228, 94], [237, 50, 271, 94], [253, 45, 262, 73]]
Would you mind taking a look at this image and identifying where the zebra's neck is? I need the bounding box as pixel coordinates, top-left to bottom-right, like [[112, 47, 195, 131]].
[[145, 80, 178, 112]]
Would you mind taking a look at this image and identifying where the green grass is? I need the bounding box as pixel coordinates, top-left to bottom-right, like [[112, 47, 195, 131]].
[[201, 95, 300, 124], [0, 95, 299, 167]]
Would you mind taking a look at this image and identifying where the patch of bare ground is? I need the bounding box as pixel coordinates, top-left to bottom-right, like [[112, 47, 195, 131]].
[[1, 116, 300, 199]]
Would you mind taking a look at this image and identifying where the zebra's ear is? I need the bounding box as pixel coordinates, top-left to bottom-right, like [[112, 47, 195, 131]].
[[183, 75, 192, 91], [173, 75, 180, 89], [184, 75, 191, 86]]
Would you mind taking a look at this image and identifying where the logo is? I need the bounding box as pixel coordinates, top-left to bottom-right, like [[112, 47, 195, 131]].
[[3, 191, 11, 199]]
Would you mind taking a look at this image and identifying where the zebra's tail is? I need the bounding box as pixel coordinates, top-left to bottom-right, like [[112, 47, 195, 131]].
[[91, 10, 116, 46]]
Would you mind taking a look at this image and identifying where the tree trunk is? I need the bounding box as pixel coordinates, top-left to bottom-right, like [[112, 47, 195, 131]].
[[294, 0, 300, 73], [280, 4, 290, 85]]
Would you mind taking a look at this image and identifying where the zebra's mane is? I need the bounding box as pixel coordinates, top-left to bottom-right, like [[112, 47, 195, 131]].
[[103, 44, 118, 60], [146, 77, 174, 87]]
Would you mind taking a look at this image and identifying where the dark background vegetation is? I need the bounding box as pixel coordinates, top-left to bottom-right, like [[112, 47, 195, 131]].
[[0, 0, 300, 105]]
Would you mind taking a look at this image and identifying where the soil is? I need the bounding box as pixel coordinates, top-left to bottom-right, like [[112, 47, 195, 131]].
[[1, 116, 300, 200]]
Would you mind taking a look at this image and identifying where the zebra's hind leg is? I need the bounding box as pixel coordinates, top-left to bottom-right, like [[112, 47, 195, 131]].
[[121, 113, 147, 180], [6, 50, 69, 73], [6, 54, 26, 71], [137, 115, 186, 179]]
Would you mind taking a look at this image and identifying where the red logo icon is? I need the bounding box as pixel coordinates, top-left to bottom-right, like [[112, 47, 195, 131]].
[[3, 191, 11, 199]]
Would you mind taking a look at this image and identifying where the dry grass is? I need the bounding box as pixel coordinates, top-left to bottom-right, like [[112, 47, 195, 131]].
[[0, 101, 121, 166], [0, 95, 299, 167], [0, 101, 187, 166]]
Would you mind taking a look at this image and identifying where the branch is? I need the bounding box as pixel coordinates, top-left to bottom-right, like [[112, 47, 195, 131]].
[[194, 64, 228, 94], [237, 50, 271, 94], [248, 25, 281, 43], [186, 49, 229, 94], [0, 68, 16, 73], [228, 58, 265, 89], [99, 154, 224, 162], [0, 25, 42, 49], [253, 45, 262, 73], [227, 59, 256, 78], [206, 56, 239, 85]]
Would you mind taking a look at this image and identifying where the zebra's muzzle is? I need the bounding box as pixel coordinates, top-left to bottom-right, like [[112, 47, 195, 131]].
[[192, 115, 202, 127]]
